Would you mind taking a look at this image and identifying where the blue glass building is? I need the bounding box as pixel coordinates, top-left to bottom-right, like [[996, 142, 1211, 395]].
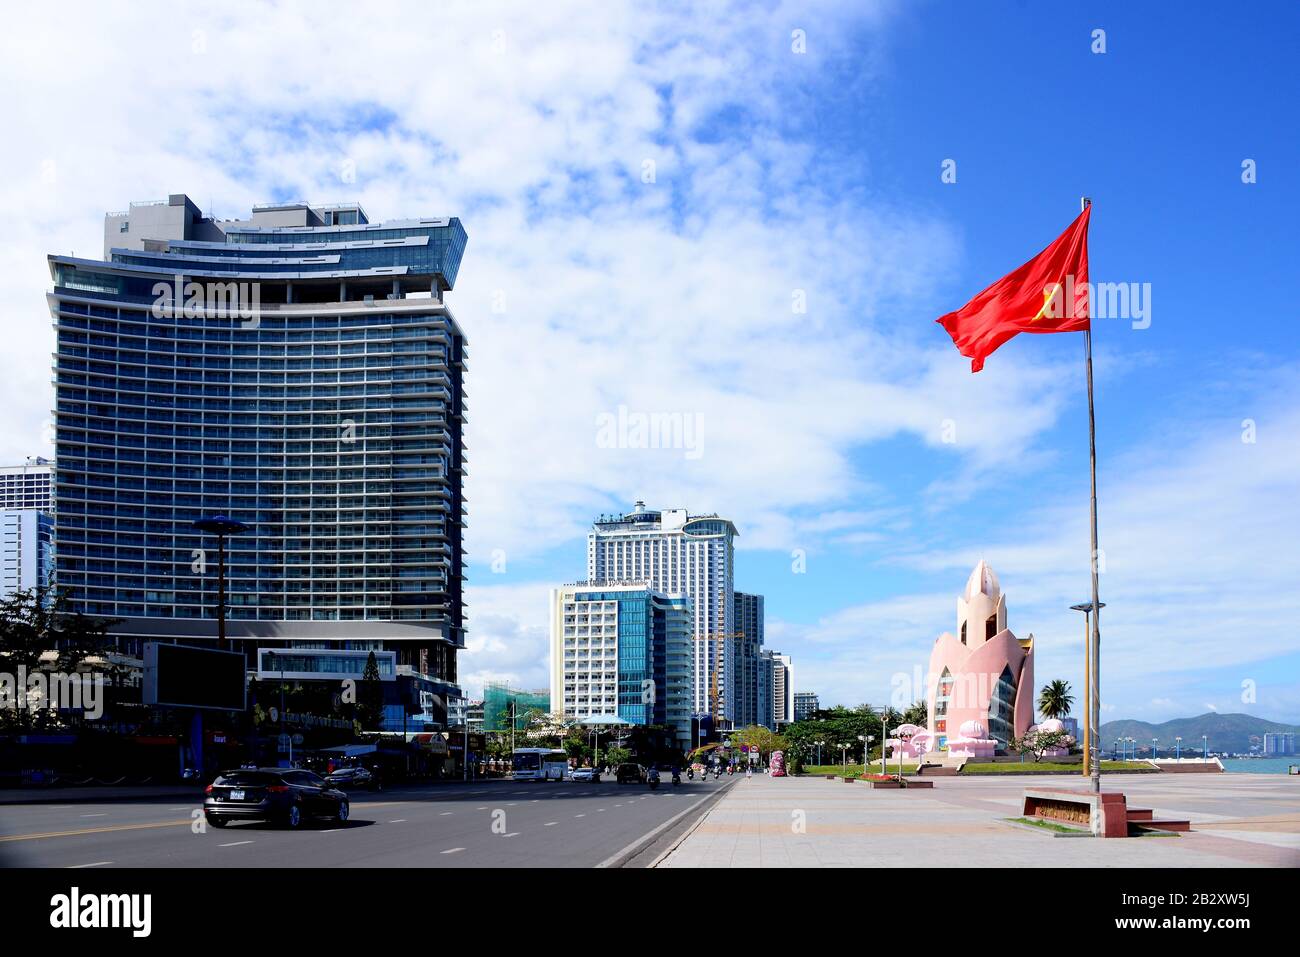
[[47, 195, 468, 714]]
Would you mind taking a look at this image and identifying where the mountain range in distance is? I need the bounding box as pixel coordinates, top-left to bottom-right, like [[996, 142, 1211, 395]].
[[1096, 712, 1299, 755]]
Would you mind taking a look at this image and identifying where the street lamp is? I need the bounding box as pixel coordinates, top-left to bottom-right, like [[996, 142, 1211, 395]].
[[1152, 737, 1159, 759], [857, 734, 868, 775], [1202, 735, 1208, 759], [1069, 601, 1105, 781], [193, 515, 251, 647], [1175, 735, 1182, 761], [838, 743, 850, 769], [815, 740, 825, 766]]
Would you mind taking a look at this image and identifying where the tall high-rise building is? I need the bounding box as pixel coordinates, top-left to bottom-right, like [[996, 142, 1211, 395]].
[[588, 503, 737, 721], [48, 194, 468, 720], [1, 509, 54, 599], [549, 581, 694, 748], [733, 591, 764, 727], [759, 649, 793, 729], [0, 459, 54, 511]]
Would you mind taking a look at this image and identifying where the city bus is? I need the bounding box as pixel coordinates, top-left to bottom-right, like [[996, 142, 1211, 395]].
[[511, 748, 569, 781]]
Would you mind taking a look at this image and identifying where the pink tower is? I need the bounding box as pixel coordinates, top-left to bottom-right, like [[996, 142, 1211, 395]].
[[925, 561, 1034, 757]]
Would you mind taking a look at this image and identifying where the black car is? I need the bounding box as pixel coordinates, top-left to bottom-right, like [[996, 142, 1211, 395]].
[[615, 763, 645, 784], [204, 768, 350, 829], [325, 765, 382, 791]]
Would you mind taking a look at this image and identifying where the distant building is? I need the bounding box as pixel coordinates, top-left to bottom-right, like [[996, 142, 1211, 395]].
[[1, 509, 54, 599], [0, 459, 54, 511], [549, 581, 694, 748], [1263, 732, 1296, 756], [588, 503, 737, 721], [794, 691, 819, 722], [482, 683, 550, 733], [758, 649, 793, 729], [733, 592, 764, 727]]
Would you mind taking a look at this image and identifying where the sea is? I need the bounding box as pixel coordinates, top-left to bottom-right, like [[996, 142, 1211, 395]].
[[1220, 757, 1298, 774]]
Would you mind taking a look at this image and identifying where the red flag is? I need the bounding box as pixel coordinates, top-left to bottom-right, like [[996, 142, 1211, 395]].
[[937, 205, 1091, 372]]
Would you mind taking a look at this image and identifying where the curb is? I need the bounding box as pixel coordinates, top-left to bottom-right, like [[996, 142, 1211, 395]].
[[596, 778, 738, 869]]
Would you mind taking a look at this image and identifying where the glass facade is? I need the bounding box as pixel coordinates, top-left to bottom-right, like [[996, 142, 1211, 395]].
[[47, 198, 467, 699]]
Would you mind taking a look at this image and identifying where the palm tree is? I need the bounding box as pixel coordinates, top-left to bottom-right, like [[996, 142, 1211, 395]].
[[1038, 679, 1074, 720]]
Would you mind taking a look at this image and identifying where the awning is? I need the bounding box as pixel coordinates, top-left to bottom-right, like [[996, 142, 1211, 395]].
[[320, 743, 378, 757], [412, 733, 448, 754], [577, 714, 633, 727]]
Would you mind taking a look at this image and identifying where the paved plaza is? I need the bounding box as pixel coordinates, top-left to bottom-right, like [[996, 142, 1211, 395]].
[[657, 771, 1300, 868]]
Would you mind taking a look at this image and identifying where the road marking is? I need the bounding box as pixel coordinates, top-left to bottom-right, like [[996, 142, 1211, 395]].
[[503, 832, 519, 838], [218, 840, 254, 847], [389, 819, 407, 823], [544, 821, 558, 827], [441, 847, 465, 855], [168, 807, 193, 811], [574, 814, 585, 818], [597, 808, 606, 812], [68, 861, 112, 869], [0, 819, 190, 843], [79, 813, 107, 818], [439, 811, 453, 816]]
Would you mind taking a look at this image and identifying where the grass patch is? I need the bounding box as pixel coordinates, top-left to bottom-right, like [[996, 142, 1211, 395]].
[[800, 763, 917, 777], [962, 761, 1154, 774], [1006, 816, 1088, 834]]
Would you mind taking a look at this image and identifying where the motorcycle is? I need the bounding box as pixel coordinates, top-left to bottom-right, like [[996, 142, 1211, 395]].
[[672, 771, 682, 786], [648, 769, 661, 790], [686, 768, 694, 780]]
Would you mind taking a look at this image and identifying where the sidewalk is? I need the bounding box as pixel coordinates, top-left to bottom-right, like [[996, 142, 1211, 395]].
[[656, 772, 1300, 868], [0, 784, 206, 806]]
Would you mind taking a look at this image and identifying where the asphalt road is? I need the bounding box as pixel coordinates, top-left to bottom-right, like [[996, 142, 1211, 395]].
[[0, 775, 737, 868]]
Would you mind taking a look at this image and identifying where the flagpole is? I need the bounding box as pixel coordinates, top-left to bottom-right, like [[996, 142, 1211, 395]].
[[1081, 195, 1102, 794]]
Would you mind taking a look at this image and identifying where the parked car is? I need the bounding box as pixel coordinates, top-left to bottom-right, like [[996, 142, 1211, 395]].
[[569, 766, 601, 782], [325, 764, 381, 791], [616, 763, 645, 784], [204, 768, 349, 829]]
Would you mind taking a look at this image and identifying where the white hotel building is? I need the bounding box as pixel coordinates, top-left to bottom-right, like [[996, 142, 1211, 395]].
[[549, 580, 694, 748], [588, 503, 738, 722]]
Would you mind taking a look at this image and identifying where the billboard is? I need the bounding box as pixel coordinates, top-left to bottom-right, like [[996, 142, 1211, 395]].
[[143, 642, 247, 711]]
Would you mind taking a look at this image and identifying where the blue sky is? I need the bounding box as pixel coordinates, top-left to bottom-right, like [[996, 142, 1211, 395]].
[[0, 1, 1296, 724]]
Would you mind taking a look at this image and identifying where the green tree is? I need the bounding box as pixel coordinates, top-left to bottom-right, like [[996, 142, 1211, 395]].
[[357, 650, 384, 729], [0, 587, 121, 730], [901, 699, 928, 726], [1038, 679, 1074, 720], [1009, 727, 1071, 762]]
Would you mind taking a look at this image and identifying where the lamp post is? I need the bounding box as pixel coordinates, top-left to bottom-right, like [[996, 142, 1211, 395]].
[[1202, 735, 1208, 759], [1069, 601, 1105, 781], [815, 740, 825, 766], [857, 734, 868, 775], [193, 515, 251, 648], [1152, 737, 1159, 759], [1175, 736, 1182, 761], [839, 743, 850, 769]]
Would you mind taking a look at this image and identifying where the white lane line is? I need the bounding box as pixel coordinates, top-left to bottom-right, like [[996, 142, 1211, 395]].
[[168, 807, 193, 811], [544, 821, 558, 827], [389, 819, 407, 823], [597, 808, 606, 812], [218, 841, 254, 847], [68, 861, 112, 869], [79, 813, 108, 818], [503, 832, 519, 838], [476, 806, 487, 810], [441, 847, 465, 855], [439, 811, 453, 816], [574, 814, 586, 818]]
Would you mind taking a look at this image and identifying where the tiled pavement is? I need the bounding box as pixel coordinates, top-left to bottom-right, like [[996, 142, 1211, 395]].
[[656, 771, 1300, 867]]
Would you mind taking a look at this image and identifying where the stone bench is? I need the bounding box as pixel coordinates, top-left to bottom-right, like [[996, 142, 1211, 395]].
[[1022, 787, 1128, 838]]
